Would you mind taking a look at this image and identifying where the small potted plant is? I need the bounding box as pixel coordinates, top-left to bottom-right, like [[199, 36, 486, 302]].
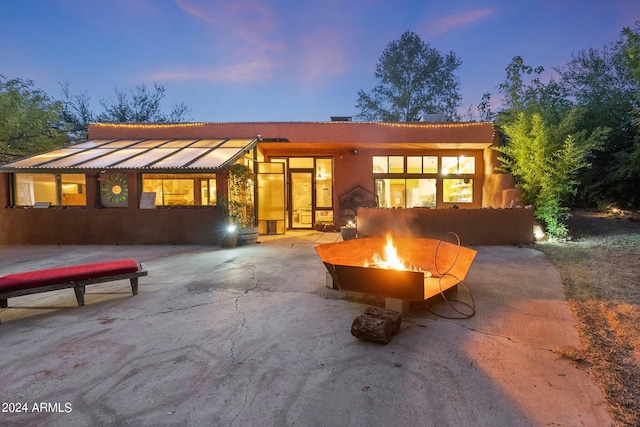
[[340, 216, 358, 240], [218, 222, 239, 248]]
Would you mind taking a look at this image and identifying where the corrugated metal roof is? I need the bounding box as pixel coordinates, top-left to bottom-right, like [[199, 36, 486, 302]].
[[0, 138, 257, 171]]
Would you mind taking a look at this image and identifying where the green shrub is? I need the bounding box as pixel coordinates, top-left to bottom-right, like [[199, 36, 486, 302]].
[[495, 112, 591, 236]]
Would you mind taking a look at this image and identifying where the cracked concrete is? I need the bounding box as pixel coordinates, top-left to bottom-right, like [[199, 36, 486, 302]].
[[0, 231, 611, 426]]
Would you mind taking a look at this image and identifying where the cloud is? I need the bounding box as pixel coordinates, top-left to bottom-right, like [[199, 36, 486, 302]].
[[166, 0, 289, 83], [175, 0, 284, 52], [427, 8, 497, 37], [146, 56, 278, 84], [295, 30, 350, 84], [158, 0, 351, 86]]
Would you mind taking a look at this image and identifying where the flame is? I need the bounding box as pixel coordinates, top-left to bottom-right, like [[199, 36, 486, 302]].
[[370, 234, 407, 270], [366, 234, 432, 277]]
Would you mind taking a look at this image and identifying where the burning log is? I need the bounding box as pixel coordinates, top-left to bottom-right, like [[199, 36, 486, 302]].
[[364, 306, 402, 335], [351, 314, 393, 344]]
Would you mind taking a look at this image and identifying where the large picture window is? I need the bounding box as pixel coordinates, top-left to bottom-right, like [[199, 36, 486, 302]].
[[372, 154, 478, 207], [375, 178, 437, 208], [142, 174, 216, 206], [443, 178, 473, 203], [14, 173, 86, 206]]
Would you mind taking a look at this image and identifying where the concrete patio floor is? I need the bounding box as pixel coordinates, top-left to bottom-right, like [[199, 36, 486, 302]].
[[0, 231, 611, 426]]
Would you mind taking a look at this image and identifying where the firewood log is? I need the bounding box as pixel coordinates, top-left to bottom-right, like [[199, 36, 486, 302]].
[[351, 314, 393, 344], [364, 306, 402, 335]]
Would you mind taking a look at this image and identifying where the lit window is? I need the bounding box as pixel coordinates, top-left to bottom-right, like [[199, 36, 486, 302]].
[[442, 156, 475, 175], [375, 178, 405, 208], [373, 156, 388, 173], [407, 156, 422, 173], [423, 156, 438, 173], [375, 178, 436, 208], [14, 173, 86, 206], [389, 156, 404, 173], [289, 157, 314, 168], [315, 158, 332, 207], [61, 174, 87, 205], [142, 174, 216, 206], [406, 179, 436, 208], [443, 179, 473, 203]]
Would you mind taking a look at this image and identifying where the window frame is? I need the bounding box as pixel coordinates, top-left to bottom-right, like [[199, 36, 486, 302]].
[[141, 173, 217, 207], [12, 173, 87, 207], [371, 152, 481, 207]]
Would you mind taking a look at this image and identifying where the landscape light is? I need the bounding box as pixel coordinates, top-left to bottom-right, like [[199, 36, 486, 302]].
[[533, 223, 546, 241]]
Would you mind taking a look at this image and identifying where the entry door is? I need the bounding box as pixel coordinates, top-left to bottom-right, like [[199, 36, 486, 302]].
[[291, 171, 313, 228], [257, 162, 285, 234]]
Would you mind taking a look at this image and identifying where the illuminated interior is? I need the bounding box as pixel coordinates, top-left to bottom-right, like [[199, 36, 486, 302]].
[[142, 174, 216, 206], [14, 173, 86, 206], [443, 179, 473, 203], [270, 157, 334, 229], [376, 178, 437, 208], [257, 162, 286, 234], [373, 154, 476, 206]]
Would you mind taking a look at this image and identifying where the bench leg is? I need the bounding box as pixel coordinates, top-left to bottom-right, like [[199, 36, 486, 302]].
[[130, 278, 139, 295], [74, 286, 85, 306], [1, 298, 7, 309]]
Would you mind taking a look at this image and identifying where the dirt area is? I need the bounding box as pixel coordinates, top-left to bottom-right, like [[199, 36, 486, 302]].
[[536, 209, 640, 427]]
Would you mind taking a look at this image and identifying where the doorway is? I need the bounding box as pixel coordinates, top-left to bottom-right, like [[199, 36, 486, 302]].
[[291, 171, 313, 228], [269, 157, 333, 230]]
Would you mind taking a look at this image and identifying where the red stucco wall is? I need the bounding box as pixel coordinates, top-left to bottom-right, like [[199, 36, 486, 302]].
[[356, 207, 534, 246], [0, 173, 223, 245]]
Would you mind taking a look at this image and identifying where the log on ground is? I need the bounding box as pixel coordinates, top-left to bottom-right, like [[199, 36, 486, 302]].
[[351, 314, 393, 344], [364, 306, 402, 335]]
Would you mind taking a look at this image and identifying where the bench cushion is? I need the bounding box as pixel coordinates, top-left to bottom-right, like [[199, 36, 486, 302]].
[[0, 259, 140, 293]]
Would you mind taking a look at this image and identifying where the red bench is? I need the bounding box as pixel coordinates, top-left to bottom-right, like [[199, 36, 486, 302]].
[[0, 259, 147, 323]]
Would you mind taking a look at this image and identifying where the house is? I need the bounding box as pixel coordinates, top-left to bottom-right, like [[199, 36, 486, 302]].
[[0, 121, 528, 245]]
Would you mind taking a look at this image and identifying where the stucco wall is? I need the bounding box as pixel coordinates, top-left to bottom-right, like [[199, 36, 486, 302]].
[[0, 207, 221, 245], [0, 173, 223, 245], [356, 207, 534, 246]]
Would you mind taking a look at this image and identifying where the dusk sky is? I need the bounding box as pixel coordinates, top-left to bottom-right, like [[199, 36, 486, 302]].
[[2, 0, 639, 122]]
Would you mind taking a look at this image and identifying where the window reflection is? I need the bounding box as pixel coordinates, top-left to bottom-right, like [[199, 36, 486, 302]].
[[14, 173, 86, 206], [142, 174, 216, 206], [443, 179, 473, 203]]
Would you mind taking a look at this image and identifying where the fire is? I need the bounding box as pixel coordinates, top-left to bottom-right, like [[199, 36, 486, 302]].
[[366, 234, 431, 277], [370, 233, 406, 270]]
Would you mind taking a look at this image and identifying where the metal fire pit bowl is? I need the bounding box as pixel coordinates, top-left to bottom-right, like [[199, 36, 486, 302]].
[[315, 237, 477, 301]]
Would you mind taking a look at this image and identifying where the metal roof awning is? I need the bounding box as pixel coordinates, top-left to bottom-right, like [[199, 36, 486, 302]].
[[0, 138, 258, 172]]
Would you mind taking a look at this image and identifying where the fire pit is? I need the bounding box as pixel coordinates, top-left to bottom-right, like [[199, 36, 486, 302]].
[[315, 234, 477, 302]]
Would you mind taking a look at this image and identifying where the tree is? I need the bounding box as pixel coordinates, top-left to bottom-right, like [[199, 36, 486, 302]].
[[496, 56, 573, 126], [495, 112, 597, 236], [476, 92, 496, 122], [622, 22, 640, 88], [98, 82, 190, 123], [355, 31, 462, 121], [555, 23, 640, 207], [60, 82, 95, 143], [497, 56, 545, 111], [0, 76, 68, 162], [61, 82, 191, 142]]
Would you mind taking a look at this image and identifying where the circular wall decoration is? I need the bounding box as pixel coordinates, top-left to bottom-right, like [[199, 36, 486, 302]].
[[100, 174, 129, 206]]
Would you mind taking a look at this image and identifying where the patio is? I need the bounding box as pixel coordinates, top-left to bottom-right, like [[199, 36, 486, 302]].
[[0, 232, 610, 426]]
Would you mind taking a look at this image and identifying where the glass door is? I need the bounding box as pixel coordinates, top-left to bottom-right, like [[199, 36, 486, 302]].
[[291, 171, 313, 228], [257, 162, 285, 234]]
